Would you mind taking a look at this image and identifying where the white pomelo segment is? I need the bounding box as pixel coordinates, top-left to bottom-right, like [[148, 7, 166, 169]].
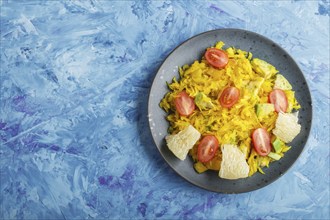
[[272, 112, 301, 143], [165, 125, 201, 161], [219, 144, 249, 180]]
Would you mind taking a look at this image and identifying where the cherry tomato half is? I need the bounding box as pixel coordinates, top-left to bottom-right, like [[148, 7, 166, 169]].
[[174, 91, 195, 116], [205, 48, 229, 69], [252, 128, 271, 156], [197, 135, 219, 163], [269, 89, 288, 113], [219, 86, 240, 108]]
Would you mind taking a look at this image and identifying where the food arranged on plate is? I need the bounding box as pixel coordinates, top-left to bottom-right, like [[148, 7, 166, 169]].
[[159, 41, 301, 179]]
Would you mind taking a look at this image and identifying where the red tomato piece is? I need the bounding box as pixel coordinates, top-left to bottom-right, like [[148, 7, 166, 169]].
[[219, 86, 240, 108], [197, 135, 219, 163], [252, 128, 271, 156], [174, 91, 195, 116], [205, 48, 229, 69], [269, 89, 288, 113]]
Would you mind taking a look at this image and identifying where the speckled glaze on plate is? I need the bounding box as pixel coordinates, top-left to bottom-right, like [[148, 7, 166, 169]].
[[148, 29, 312, 193]]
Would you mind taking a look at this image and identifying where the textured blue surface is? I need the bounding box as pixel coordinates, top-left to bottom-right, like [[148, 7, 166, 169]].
[[0, 0, 329, 219]]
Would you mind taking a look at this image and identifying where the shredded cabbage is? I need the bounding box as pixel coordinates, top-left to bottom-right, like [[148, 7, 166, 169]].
[[159, 41, 300, 176]]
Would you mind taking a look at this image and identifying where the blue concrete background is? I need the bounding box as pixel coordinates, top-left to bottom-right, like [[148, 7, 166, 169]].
[[1, 0, 329, 219]]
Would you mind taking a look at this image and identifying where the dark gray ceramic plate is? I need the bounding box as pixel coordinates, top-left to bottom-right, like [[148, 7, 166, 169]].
[[148, 29, 312, 193]]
